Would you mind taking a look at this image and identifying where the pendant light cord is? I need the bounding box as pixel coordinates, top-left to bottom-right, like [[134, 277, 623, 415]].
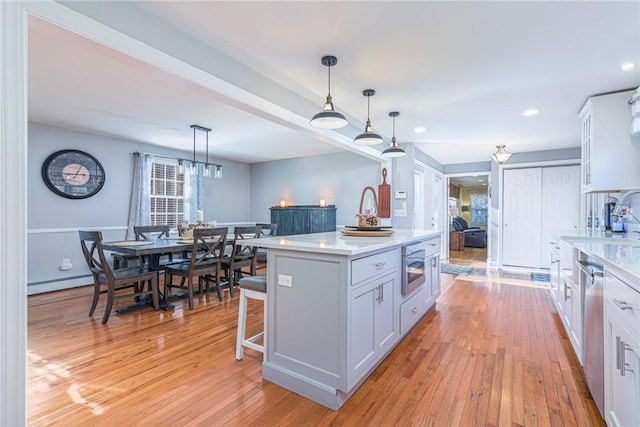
[[327, 65, 331, 97]]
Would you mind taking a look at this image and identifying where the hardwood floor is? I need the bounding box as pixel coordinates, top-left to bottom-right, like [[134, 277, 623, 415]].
[[28, 263, 604, 426]]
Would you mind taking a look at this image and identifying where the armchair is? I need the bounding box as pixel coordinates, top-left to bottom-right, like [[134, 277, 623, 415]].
[[451, 216, 487, 248]]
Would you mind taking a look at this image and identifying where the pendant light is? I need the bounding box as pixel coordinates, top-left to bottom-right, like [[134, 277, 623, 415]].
[[353, 89, 384, 145], [381, 111, 406, 157], [310, 55, 348, 129], [491, 145, 512, 163]]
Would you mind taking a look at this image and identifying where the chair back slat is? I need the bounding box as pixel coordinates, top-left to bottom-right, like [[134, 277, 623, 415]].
[[78, 230, 113, 281], [134, 225, 171, 241], [190, 227, 228, 269], [257, 223, 277, 237], [232, 226, 261, 261]]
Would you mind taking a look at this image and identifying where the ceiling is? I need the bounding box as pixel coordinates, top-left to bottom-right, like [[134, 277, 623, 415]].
[[28, 1, 640, 165]]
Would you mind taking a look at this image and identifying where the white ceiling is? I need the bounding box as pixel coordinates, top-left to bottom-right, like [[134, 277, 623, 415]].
[[28, 1, 640, 165]]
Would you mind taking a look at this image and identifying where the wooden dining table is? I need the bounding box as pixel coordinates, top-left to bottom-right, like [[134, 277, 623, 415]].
[[102, 237, 202, 311], [102, 234, 260, 312]]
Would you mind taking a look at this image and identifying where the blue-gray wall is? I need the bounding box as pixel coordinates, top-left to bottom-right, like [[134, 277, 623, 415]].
[[249, 151, 382, 226], [28, 122, 250, 293]]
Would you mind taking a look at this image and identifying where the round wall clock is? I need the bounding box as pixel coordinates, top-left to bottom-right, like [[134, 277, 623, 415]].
[[41, 149, 106, 199]]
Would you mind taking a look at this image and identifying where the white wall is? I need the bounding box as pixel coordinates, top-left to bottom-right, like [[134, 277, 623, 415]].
[[249, 151, 382, 226], [28, 122, 250, 293]]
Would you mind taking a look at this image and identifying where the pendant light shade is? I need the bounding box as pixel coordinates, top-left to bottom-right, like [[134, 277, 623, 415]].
[[354, 89, 384, 145], [310, 56, 348, 129], [491, 145, 512, 163], [382, 111, 407, 157]]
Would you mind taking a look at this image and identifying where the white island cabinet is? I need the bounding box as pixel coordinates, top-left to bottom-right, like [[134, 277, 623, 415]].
[[243, 229, 441, 410], [604, 269, 640, 427]]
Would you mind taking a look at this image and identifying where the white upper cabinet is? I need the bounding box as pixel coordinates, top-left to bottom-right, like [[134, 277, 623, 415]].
[[579, 89, 640, 193]]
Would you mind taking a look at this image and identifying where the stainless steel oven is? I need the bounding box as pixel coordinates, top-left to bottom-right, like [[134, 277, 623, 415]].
[[402, 242, 426, 295]]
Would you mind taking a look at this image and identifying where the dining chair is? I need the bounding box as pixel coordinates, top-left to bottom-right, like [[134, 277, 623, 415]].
[[221, 226, 262, 298], [79, 230, 159, 324], [255, 223, 277, 273], [133, 224, 184, 267], [111, 224, 172, 270], [163, 227, 228, 309]]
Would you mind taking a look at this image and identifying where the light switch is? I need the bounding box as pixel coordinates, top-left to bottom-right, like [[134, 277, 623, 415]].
[[278, 274, 293, 287]]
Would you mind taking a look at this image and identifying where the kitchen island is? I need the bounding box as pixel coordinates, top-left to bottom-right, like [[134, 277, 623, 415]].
[[244, 229, 442, 410]]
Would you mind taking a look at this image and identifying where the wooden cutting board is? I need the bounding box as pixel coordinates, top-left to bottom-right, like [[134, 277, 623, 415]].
[[340, 229, 394, 237], [378, 168, 391, 218]]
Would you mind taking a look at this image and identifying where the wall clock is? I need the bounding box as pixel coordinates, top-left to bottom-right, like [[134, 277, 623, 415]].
[[41, 149, 106, 199]]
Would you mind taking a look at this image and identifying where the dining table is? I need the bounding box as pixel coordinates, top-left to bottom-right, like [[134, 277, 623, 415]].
[[102, 237, 203, 312], [102, 233, 260, 312]]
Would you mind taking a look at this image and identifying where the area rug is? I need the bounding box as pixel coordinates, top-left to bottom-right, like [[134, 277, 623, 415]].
[[531, 272, 551, 285], [441, 263, 473, 275]]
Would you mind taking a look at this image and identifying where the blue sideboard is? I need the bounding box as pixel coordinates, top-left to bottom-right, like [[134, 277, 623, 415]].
[[270, 205, 336, 236]]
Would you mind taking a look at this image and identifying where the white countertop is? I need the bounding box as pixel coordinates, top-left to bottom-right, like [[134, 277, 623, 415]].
[[244, 229, 442, 256], [555, 230, 640, 285]]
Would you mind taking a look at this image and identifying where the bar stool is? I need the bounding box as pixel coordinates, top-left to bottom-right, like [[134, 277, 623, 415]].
[[236, 275, 267, 360]]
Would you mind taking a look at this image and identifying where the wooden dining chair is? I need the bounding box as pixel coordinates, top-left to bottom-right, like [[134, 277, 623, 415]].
[[221, 226, 262, 298], [133, 224, 184, 267], [163, 227, 228, 309], [79, 230, 159, 324], [255, 223, 277, 272]]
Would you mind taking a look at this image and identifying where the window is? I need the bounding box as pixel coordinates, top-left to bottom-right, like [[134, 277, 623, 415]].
[[149, 161, 189, 228], [469, 190, 488, 224]]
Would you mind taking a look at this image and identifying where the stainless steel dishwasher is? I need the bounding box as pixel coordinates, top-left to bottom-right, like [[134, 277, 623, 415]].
[[577, 257, 605, 417]]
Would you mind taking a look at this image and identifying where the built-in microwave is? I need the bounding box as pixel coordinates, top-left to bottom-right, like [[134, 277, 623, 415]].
[[402, 242, 426, 295]]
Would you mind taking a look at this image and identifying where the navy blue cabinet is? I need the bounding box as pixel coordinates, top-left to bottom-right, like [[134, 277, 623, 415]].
[[270, 205, 336, 236]]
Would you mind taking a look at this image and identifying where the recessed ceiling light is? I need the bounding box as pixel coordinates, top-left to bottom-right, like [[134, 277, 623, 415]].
[[523, 109, 539, 117], [414, 126, 426, 133], [622, 62, 636, 71]]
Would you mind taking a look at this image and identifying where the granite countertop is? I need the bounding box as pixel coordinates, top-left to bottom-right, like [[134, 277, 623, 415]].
[[554, 229, 640, 286], [243, 229, 442, 256]]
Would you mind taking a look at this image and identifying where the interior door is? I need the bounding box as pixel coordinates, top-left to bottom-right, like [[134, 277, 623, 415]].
[[502, 168, 542, 268], [540, 165, 580, 267]]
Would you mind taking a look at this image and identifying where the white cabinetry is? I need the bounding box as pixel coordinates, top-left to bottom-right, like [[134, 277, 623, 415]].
[[579, 90, 639, 193], [550, 241, 563, 311], [561, 272, 584, 364], [424, 237, 442, 310], [349, 270, 397, 386], [604, 269, 640, 427], [550, 239, 583, 364]]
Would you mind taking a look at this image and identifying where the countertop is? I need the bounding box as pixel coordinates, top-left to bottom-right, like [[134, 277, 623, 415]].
[[554, 229, 640, 286], [243, 229, 441, 256]]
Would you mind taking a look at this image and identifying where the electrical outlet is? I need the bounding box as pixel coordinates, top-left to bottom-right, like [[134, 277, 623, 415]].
[[395, 209, 407, 217], [278, 274, 292, 287], [60, 258, 73, 271]]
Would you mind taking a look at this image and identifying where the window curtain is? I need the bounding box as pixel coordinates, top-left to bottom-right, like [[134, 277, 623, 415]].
[[126, 152, 150, 239], [184, 166, 204, 224]]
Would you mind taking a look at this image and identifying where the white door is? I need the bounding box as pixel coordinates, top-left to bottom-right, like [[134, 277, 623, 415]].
[[503, 168, 542, 268], [541, 165, 580, 267]]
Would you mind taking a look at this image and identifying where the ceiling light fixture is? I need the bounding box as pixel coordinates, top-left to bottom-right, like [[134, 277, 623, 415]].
[[174, 125, 222, 179], [523, 109, 539, 116], [310, 55, 348, 129], [353, 89, 384, 145], [491, 145, 512, 163], [622, 62, 636, 71], [381, 111, 406, 158], [414, 126, 426, 133]]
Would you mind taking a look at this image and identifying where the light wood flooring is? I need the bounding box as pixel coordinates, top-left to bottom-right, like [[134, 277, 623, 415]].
[[28, 260, 604, 426]]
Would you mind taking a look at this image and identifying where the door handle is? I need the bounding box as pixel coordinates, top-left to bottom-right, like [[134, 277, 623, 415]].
[[613, 299, 634, 311]]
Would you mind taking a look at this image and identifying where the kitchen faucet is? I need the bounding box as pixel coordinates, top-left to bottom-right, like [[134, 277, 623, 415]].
[[612, 190, 640, 237]]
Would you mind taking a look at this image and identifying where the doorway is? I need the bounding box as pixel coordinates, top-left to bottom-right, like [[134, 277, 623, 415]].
[[446, 174, 490, 268]]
